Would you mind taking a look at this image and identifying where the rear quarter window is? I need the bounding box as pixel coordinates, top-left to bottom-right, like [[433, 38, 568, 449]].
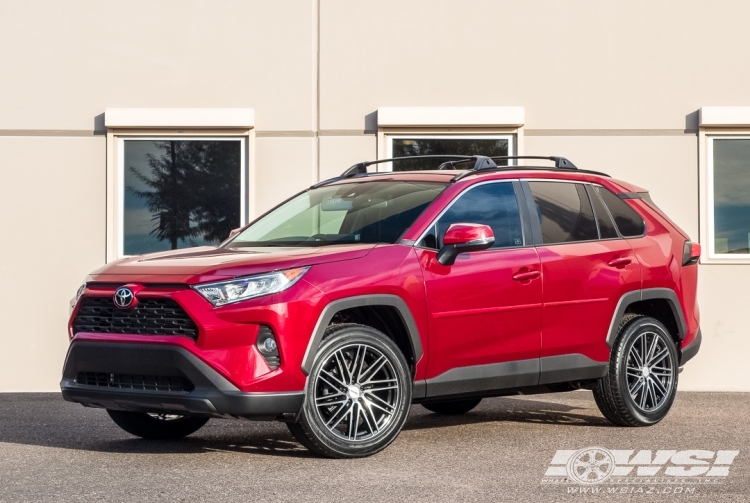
[[594, 186, 646, 237]]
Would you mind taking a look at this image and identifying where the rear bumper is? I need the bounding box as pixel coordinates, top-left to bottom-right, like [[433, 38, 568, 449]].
[[679, 328, 702, 366], [60, 341, 304, 419]]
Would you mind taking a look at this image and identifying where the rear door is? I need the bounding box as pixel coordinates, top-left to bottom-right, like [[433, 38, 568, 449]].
[[523, 180, 640, 381], [415, 181, 543, 397]]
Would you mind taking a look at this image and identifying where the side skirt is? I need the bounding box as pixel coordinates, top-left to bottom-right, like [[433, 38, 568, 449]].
[[414, 354, 607, 401]]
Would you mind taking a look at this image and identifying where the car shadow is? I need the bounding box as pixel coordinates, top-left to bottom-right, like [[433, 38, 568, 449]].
[[405, 396, 611, 431], [0, 393, 607, 457]]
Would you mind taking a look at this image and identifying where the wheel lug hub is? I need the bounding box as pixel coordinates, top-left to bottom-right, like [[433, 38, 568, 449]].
[[346, 384, 362, 401]]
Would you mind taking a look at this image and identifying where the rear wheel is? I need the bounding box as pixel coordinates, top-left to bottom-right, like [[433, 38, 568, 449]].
[[287, 324, 412, 458], [107, 410, 209, 439], [593, 315, 678, 426], [422, 398, 482, 415]]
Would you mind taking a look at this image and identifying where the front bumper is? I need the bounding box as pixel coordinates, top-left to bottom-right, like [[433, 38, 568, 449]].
[[61, 341, 303, 419]]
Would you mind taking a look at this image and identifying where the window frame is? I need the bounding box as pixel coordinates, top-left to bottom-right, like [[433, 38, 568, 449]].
[[704, 134, 750, 261], [107, 129, 253, 261], [383, 134, 516, 171]]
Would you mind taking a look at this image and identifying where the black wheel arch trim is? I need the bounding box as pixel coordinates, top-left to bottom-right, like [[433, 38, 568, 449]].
[[300, 294, 424, 376], [606, 288, 689, 348]]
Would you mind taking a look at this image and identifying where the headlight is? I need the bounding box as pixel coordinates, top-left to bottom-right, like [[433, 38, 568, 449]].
[[193, 267, 309, 307], [76, 283, 86, 302]]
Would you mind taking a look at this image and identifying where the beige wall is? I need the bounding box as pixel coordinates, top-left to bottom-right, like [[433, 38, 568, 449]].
[[0, 137, 106, 391], [0, 0, 748, 390]]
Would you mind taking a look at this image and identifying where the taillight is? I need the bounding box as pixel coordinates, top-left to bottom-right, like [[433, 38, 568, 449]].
[[682, 241, 701, 266]]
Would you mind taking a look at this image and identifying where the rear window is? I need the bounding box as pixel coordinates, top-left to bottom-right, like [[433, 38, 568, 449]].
[[594, 186, 646, 237]]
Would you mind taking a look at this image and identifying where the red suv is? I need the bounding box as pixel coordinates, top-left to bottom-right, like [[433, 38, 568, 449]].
[[62, 155, 701, 458]]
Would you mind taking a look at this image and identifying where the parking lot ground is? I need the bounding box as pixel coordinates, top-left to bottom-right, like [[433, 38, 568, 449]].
[[0, 391, 747, 502]]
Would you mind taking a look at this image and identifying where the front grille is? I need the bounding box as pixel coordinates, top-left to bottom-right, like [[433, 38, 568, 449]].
[[75, 372, 194, 393], [73, 297, 199, 339]]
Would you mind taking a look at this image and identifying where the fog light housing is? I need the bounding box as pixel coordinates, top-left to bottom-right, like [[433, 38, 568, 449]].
[[257, 325, 280, 370]]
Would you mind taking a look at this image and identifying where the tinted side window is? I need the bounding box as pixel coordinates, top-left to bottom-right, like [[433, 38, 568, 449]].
[[419, 182, 523, 249], [587, 185, 619, 239], [528, 181, 598, 244], [595, 186, 646, 237]]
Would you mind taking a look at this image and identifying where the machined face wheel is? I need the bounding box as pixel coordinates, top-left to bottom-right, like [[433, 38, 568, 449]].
[[625, 330, 675, 412], [314, 343, 400, 442], [288, 324, 411, 458], [593, 315, 679, 427]]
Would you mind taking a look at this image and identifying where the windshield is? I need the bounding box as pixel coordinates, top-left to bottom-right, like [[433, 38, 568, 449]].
[[226, 180, 447, 247]]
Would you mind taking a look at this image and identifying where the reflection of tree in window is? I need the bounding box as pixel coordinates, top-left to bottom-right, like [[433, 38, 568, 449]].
[[391, 138, 509, 171], [126, 140, 240, 252]]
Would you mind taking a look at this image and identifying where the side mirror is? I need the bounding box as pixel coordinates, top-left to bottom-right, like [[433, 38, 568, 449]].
[[227, 227, 243, 239], [436, 223, 495, 266]]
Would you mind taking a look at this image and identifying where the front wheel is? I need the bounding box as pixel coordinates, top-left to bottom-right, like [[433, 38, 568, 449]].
[[287, 324, 412, 458], [107, 410, 209, 439], [593, 315, 679, 426]]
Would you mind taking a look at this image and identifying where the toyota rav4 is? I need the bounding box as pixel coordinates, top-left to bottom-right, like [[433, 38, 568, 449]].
[[62, 155, 701, 458]]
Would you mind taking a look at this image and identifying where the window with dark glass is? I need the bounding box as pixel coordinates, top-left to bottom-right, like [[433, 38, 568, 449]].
[[594, 186, 646, 237], [123, 139, 242, 255], [587, 185, 619, 239], [528, 181, 598, 244], [711, 138, 750, 255], [418, 182, 523, 250], [390, 137, 510, 170]]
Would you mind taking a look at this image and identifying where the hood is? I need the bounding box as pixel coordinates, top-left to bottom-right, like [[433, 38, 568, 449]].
[[89, 244, 377, 284]]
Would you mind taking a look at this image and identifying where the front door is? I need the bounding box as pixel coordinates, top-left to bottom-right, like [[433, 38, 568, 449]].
[[415, 181, 543, 397]]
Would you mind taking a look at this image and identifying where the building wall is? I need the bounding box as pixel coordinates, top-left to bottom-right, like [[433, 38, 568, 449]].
[[0, 0, 748, 391]]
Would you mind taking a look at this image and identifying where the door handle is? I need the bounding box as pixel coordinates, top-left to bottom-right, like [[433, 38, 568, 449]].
[[607, 257, 632, 268], [512, 270, 540, 281]]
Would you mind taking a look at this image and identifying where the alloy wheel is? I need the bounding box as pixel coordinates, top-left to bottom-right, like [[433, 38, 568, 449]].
[[625, 330, 675, 412], [313, 343, 400, 442]]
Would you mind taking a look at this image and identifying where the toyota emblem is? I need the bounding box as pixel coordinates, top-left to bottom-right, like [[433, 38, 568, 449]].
[[113, 286, 136, 309]]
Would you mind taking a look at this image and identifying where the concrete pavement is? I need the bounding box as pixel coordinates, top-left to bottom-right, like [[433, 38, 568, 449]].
[[0, 391, 747, 502]]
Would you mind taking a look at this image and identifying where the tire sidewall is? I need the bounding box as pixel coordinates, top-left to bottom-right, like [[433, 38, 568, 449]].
[[616, 318, 679, 425], [302, 326, 412, 457]]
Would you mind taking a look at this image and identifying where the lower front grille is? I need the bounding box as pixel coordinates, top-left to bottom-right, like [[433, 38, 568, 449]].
[[75, 372, 194, 393]]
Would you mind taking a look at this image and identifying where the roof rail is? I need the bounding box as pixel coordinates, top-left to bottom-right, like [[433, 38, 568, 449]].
[[448, 155, 608, 182], [310, 154, 607, 189], [440, 155, 577, 171], [311, 155, 496, 188]]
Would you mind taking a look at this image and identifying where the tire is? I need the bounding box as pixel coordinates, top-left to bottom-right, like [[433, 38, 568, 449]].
[[593, 315, 679, 426], [107, 410, 209, 439], [422, 398, 482, 415], [287, 324, 412, 458]]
